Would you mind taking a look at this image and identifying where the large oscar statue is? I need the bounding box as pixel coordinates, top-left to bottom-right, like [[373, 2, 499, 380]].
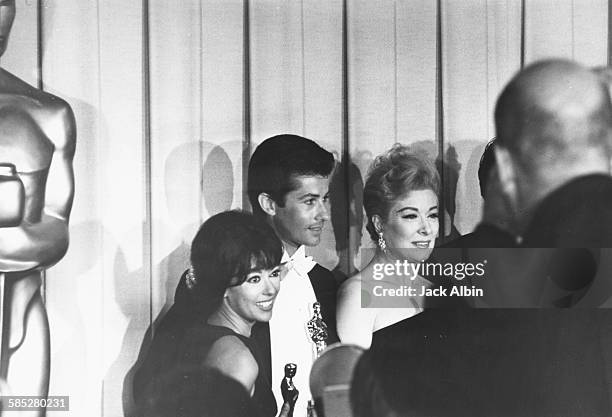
[[0, 1, 76, 416]]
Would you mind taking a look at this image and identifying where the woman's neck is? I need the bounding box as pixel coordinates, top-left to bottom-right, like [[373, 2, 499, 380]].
[[208, 300, 254, 337], [373, 247, 401, 264]]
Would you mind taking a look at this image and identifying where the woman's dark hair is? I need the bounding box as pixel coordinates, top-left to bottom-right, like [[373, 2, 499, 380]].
[[143, 367, 255, 417], [187, 210, 282, 318], [363, 144, 440, 241]]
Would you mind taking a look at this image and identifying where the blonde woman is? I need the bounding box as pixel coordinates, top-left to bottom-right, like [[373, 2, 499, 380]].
[[337, 145, 439, 348]]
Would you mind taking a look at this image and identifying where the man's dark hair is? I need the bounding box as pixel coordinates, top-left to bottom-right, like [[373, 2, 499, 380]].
[[477, 139, 497, 198], [247, 134, 335, 217]]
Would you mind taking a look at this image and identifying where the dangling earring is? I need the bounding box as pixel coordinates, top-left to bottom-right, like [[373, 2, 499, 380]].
[[377, 232, 388, 254], [185, 265, 197, 289]]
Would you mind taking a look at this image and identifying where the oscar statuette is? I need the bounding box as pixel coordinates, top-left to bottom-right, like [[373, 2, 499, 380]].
[[306, 302, 329, 416], [281, 363, 299, 417]]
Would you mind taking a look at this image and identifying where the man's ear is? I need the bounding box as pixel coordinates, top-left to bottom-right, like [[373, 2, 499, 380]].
[[494, 145, 518, 207], [258, 193, 277, 217]]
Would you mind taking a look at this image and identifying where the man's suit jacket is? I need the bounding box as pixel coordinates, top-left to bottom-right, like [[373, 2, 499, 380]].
[[370, 308, 611, 417], [521, 174, 612, 410], [367, 175, 612, 415], [522, 174, 612, 247]]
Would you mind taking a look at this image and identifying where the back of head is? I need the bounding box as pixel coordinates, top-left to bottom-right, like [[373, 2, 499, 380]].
[[247, 134, 335, 217], [351, 347, 477, 417], [186, 210, 282, 318], [495, 59, 612, 177], [478, 139, 497, 198]]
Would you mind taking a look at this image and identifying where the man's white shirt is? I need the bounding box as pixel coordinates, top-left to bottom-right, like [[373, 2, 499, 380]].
[[269, 246, 317, 417]]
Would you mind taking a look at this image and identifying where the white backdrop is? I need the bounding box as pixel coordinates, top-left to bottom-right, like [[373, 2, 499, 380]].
[[1, 0, 609, 415]]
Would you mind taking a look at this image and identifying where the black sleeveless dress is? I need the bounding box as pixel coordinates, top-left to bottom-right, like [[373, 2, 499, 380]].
[[133, 303, 277, 417]]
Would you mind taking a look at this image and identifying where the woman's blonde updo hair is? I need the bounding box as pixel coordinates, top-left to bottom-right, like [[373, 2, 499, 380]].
[[363, 144, 440, 241]]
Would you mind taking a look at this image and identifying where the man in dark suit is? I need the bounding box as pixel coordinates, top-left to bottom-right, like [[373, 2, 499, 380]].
[[358, 309, 611, 417], [494, 59, 612, 307], [428, 139, 519, 307], [488, 59, 611, 411], [445, 139, 516, 249], [248, 134, 338, 416]]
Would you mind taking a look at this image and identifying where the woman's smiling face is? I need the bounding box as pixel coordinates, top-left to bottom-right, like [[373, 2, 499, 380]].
[[379, 189, 439, 262], [224, 265, 282, 323]]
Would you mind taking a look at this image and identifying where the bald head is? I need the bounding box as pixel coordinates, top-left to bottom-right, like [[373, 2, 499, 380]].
[[495, 59, 612, 176], [493, 60, 612, 232]]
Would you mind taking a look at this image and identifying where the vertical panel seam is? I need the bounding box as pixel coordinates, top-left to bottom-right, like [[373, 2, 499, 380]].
[[342, 0, 351, 272], [506, 0, 510, 71], [142, 0, 153, 338], [520, 0, 526, 68], [242, 0, 252, 209], [393, 0, 398, 143], [37, 0, 43, 90], [436, 0, 446, 238], [36, 0, 46, 302], [342, 0, 349, 158], [95, 0, 105, 412], [571, 0, 575, 59], [199, 0, 204, 219], [300, 0, 306, 135], [485, 0, 490, 141], [609, 0, 612, 66]]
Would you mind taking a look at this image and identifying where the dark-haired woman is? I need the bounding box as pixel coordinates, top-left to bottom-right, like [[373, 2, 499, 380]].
[[133, 210, 295, 417]]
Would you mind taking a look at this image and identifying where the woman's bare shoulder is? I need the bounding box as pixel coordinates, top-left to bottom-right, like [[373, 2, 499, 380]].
[[339, 273, 363, 293], [205, 335, 258, 391]]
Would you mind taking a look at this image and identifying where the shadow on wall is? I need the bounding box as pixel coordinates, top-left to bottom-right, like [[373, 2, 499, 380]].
[[163, 142, 236, 227], [117, 233, 191, 417], [329, 157, 364, 285], [46, 221, 104, 412], [437, 146, 461, 235], [122, 140, 237, 417], [44, 95, 108, 412]]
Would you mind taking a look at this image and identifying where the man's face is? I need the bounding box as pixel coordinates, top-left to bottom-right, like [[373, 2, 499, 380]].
[[271, 175, 331, 249], [494, 145, 520, 219], [482, 166, 515, 232], [0, 0, 15, 58]]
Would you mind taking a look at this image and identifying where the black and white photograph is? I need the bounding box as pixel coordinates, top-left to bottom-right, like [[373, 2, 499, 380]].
[[1, 0, 612, 416]]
